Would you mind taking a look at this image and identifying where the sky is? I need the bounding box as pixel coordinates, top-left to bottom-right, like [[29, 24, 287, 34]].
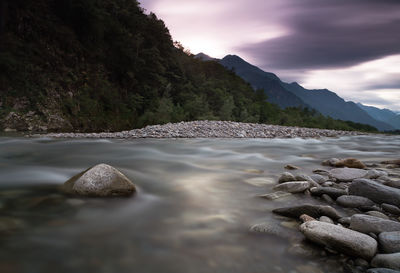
[[141, 0, 400, 111]]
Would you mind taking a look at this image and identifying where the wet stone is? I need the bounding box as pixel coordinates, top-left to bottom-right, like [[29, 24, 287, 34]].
[[310, 187, 347, 199], [300, 221, 378, 260], [278, 172, 296, 183], [321, 194, 335, 204], [349, 214, 400, 234], [338, 217, 351, 225], [366, 211, 390, 220], [273, 204, 341, 220], [371, 253, 400, 271], [336, 195, 375, 208], [310, 174, 327, 184], [300, 214, 316, 223], [329, 168, 368, 182], [319, 216, 334, 224], [382, 204, 400, 216], [349, 179, 400, 207], [379, 231, 400, 253]]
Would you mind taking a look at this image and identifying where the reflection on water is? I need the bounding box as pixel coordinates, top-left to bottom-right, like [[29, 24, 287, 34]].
[[0, 135, 399, 273]]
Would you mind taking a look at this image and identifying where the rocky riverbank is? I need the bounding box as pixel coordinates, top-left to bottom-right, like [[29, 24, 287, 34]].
[[254, 157, 400, 272], [41, 120, 364, 139]]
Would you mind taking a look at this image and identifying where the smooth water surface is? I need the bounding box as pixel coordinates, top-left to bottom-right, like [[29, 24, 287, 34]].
[[0, 135, 399, 273]]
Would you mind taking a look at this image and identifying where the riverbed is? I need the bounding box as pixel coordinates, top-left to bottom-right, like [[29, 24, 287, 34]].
[[0, 135, 399, 273]]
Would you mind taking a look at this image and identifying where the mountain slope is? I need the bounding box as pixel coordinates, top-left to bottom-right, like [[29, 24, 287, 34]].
[[195, 52, 217, 61], [219, 55, 308, 109], [0, 0, 268, 132], [282, 82, 394, 131], [218, 55, 393, 131], [357, 103, 400, 130]]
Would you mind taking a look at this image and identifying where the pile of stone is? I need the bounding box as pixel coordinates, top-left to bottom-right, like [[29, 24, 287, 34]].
[[42, 120, 362, 139], [259, 158, 400, 272]]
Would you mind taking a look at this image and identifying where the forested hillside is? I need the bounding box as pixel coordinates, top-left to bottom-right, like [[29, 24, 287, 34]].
[[0, 0, 377, 132]]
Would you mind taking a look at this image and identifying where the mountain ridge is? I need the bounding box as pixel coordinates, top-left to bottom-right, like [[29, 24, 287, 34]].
[[357, 103, 400, 130], [197, 53, 394, 131]]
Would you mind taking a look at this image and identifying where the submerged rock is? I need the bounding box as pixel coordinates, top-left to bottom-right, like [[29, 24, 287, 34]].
[[285, 164, 299, 170], [381, 159, 400, 166], [335, 158, 366, 169], [259, 191, 292, 200], [0, 217, 26, 234], [62, 164, 136, 197], [371, 253, 400, 270], [349, 214, 400, 234], [273, 204, 341, 220], [273, 181, 309, 193], [329, 168, 368, 182], [348, 179, 400, 207], [300, 221, 377, 260], [249, 222, 303, 241]]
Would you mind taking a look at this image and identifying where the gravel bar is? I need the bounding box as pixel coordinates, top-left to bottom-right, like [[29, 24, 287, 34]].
[[41, 120, 364, 139]]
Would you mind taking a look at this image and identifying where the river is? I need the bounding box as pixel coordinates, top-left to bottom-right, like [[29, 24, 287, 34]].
[[0, 135, 399, 273]]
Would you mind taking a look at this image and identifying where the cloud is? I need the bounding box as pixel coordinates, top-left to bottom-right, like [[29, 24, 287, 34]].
[[299, 54, 400, 111], [239, 0, 400, 70], [140, 0, 400, 111]]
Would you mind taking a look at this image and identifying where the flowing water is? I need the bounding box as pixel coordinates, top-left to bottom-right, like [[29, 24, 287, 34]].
[[0, 135, 399, 273]]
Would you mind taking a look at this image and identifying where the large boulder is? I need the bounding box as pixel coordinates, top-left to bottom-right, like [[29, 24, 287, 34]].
[[348, 179, 400, 207], [62, 164, 136, 197], [336, 195, 375, 208], [273, 181, 309, 193], [273, 204, 341, 220], [300, 221, 377, 260], [371, 253, 400, 271], [379, 232, 400, 253], [329, 168, 368, 182], [349, 214, 400, 234]]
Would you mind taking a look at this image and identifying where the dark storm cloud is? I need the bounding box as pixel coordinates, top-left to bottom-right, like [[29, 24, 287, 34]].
[[239, 0, 400, 70]]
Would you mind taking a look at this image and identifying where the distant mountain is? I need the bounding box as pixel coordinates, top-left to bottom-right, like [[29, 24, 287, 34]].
[[195, 52, 217, 61], [281, 82, 394, 131], [216, 54, 393, 131], [357, 103, 400, 130], [219, 55, 308, 108]]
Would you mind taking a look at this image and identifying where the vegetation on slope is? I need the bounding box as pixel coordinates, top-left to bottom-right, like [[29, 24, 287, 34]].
[[0, 0, 377, 132]]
